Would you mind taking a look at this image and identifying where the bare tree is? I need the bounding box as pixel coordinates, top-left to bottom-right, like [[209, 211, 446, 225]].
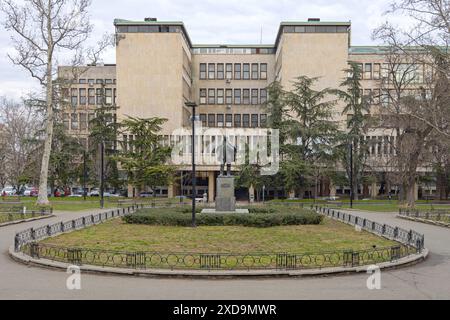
[[0, 0, 110, 205], [373, 24, 450, 207], [0, 96, 41, 191]]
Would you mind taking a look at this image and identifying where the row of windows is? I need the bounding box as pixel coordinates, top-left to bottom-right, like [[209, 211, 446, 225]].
[[199, 63, 268, 80], [199, 113, 267, 128], [116, 25, 181, 34], [63, 113, 115, 131], [356, 63, 425, 83], [283, 25, 349, 34], [69, 88, 117, 106], [193, 47, 275, 55], [199, 88, 267, 105], [77, 79, 116, 85]]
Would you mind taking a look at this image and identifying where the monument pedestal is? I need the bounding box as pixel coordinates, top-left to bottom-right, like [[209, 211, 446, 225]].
[[201, 175, 249, 214], [215, 175, 236, 212]]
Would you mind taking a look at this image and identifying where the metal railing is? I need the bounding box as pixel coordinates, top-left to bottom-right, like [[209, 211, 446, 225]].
[[0, 208, 53, 224], [14, 205, 139, 252], [316, 206, 425, 251], [399, 208, 450, 222], [13, 205, 425, 271]]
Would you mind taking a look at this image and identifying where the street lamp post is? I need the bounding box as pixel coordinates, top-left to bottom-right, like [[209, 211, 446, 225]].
[[83, 150, 87, 201], [185, 102, 198, 228], [349, 141, 354, 209], [100, 141, 105, 209]]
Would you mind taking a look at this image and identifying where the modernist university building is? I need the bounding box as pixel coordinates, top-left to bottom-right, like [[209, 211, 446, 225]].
[[59, 18, 435, 201]]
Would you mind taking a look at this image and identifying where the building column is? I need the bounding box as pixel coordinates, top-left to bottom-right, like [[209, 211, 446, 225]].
[[127, 184, 134, 198], [371, 182, 378, 199], [415, 182, 419, 201], [208, 171, 215, 203], [329, 181, 337, 197], [249, 184, 255, 203], [168, 182, 176, 199]]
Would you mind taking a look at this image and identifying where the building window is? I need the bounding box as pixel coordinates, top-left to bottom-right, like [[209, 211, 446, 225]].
[[243, 63, 250, 80], [105, 88, 112, 105], [217, 114, 224, 127], [71, 89, 78, 106], [260, 114, 267, 127], [96, 79, 103, 84], [364, 63, 372, 80], [251, 114, 259, 127], [79, 79, 87, 84], [208, 64, 215, 79], [373, 89, 381, 104], [208, 89, 215, 104], [234, 64, 241, 80], [63, 113, 69, 130], [88, 89, 95, 105], [80, 113, 87, 131], [226, 114, 233, 127], [234, 89, 241, 104], [373, 63, 381, 80], [226, 64, 233, 79], [234, 114, 241, 127], [260, 89, 267, 104], [217, 64, 224, 80], [200, 89, 207, 104], [88, 79, 95, 86], [71, 113, 79, 130], [252, 64, 259, 80], [251, 89, 259, 105], [88, 113, 95, 130], [79, 88, 86, 105], [217, 89, 224, 104], [96, 88, 103, 105], [243, 89, 250, 105], [243, 114, 250, 128], [105, 79, 113, 84], [226, 89, 233, 105], [200, 114, 207, 127], [208, 114, 216, 127], [200, 63, 207, 80], [260, 63, 268, 80]]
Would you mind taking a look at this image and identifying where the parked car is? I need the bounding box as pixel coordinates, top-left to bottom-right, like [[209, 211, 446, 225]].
[[23, 187, 38, 197], [1, 187, 17, 196], [139, 192, 153, 198], [88, 188, 100, 197]]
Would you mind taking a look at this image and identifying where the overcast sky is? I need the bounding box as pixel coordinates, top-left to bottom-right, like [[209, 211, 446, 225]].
[[0, 0, 408, 99]]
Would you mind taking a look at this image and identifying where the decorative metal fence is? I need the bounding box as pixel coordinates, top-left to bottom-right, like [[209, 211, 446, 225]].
[[0, 208, 53, 224], [316, 207, 425, 251], [13, 205, 425, 271], [399, 208, 450, 223], [14, 205, 139, 252]]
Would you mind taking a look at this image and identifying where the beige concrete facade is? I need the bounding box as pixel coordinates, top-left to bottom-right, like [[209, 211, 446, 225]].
[[57, 18, 436, 200]]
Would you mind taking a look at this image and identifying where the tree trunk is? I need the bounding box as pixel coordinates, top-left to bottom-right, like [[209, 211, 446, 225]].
[[406, 178, 416, 208]]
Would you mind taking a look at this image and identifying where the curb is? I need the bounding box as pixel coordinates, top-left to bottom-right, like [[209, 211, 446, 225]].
[[0, 215, 55, 228], [9, 246, 429, 279], [397, 215, 450, 229]]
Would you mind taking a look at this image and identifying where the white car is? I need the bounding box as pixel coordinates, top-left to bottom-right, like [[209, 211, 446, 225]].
[[88, 189, 100, 197], [1, 187, 17, 196]]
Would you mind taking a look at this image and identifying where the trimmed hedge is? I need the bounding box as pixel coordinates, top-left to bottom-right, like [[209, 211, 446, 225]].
[[123, 208, 322, 228]]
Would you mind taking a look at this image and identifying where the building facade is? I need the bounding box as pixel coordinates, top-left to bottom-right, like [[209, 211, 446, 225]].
[[59, 18, 437, 200]]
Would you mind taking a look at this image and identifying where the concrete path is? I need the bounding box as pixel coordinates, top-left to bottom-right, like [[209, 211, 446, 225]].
[[0, 209, 449, 300]]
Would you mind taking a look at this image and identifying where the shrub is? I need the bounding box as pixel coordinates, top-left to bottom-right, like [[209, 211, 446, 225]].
[[123, 208, 322, 228]]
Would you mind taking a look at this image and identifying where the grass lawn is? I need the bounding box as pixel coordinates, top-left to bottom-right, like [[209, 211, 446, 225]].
[[41, 217, 395, 254]]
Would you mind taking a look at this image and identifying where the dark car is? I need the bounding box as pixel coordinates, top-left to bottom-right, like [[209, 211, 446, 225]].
[[139, 192, 153, 198]]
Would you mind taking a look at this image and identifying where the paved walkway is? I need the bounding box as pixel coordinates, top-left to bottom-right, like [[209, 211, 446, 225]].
[[0, 209, 449, 300]]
